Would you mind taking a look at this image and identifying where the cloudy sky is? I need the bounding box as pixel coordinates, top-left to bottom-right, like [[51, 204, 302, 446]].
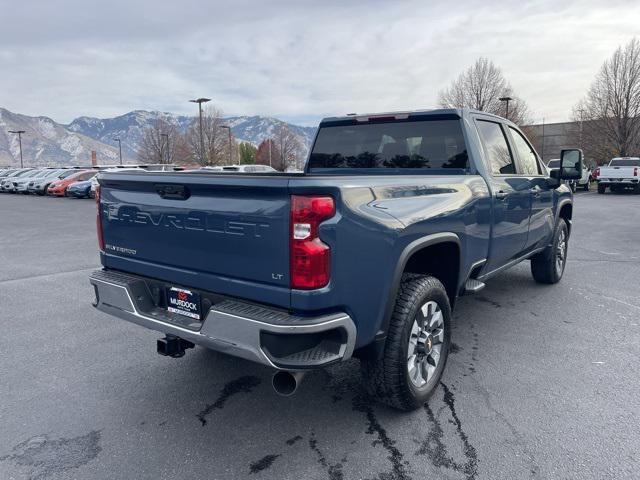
[[0, 0, 638, 126]]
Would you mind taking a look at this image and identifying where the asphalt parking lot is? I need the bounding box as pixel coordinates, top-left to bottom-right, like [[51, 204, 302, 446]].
[[1, 190, 639, 480]]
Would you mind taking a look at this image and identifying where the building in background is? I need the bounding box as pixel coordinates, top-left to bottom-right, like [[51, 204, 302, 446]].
[[522, 121, 579, 165]]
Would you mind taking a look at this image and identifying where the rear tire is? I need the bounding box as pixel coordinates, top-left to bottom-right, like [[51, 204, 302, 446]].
[[360, 275, 451, 411], [597, 184, 606, 194], [583, 182, 589, 192], [531, 218, 569, 284]]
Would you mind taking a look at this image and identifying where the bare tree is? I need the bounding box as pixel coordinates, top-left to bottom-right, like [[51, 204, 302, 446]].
[[185, 106, 236, 166], [255, 139, 279, 168], [572, 38, 640, 162], [273, 125, 303, 171], [138, 119, 187, 164], [438, 57, 530, 125]]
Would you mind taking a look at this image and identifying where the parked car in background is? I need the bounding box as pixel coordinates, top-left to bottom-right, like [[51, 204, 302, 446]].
[[202, 164, 277, 173], [0, 168, 21, 181], [48, 170, 96, 197], [66, 177, 97, 198], [4, 169, 43, 193], [0, 168, 33, 190], [594, 157, 640, 194], [547, 159, 590, 191], [28, 169, 68, 195]]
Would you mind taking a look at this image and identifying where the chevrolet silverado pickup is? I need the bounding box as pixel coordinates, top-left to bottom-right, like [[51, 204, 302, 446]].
[[90, 109, 582, 410], [594, 157, 640, 193]]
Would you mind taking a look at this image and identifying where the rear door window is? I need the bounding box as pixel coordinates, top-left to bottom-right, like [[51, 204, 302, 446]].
[[509, 127, 541, 175], [476, 120, 516, 175]]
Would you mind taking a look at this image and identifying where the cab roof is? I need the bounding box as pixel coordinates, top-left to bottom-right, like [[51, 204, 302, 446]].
[[319, 108, 507, 125]]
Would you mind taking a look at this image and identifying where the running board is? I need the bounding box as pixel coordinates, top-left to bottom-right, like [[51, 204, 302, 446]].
[[464, 279, 486, 294]]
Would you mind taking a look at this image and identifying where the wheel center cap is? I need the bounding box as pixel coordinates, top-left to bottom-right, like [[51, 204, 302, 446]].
[[426, 335, 433, 353], [417, 333, 433, 355]]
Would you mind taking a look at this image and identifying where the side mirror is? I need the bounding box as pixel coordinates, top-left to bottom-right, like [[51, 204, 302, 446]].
[[559, 149, 583, 180]]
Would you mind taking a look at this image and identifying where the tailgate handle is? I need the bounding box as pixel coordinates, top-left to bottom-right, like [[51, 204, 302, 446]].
[[155, 184, 190, 200]]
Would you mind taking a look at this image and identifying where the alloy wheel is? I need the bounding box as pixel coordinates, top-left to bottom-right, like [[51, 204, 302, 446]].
[[407, 301, 444, 387]]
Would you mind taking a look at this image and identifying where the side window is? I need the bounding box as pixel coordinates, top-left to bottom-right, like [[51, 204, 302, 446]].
[[476, 120, 515, 175], [509, 127, 541, 175]]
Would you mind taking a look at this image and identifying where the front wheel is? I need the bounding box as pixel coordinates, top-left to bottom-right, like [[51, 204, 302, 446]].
[[531, 218, 569, 284], [360, 275, 451, 411]]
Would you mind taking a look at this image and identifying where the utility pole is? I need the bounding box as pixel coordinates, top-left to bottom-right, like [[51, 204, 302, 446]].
[[160, 133, 169, 164], [114, 138, 123, 165], [576, 108, 585, 154], [8, 130, 25, 168], [220, 125, 232, 164], [541, 118, 546, 162], [499, 96, 513, 121], [268, 139, 272, 168], [189, 98, 211, 164]]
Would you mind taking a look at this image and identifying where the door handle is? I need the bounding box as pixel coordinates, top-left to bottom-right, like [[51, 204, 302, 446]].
[[155, 184, 190, 200], [530, 186, 541, 197], [495, 190, 508, 200]]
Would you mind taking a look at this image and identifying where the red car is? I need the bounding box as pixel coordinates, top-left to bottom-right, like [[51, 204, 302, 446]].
[[48, 170, 97, 197]]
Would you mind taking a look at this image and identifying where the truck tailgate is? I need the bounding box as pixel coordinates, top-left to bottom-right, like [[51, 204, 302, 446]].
[[99, 172, 291, 305], [599, 166, 636, 178]]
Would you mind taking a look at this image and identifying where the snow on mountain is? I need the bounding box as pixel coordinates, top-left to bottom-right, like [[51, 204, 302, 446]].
[[224, 116, 317, 150], [67, 111, 317, 161], [0, 108, 317, 167], [0, 108, 118, 167]]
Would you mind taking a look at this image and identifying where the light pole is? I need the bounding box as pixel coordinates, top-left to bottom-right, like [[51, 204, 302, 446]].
[[160, 133, 169, 164], [8, 130, 25, 168], [499, 96, 513, 120], [576, 108, 585, 153], [541, 118, 546, 162], [268, 139, 272, 168], [220, 125, 232, 164], [113, 138, 123, 165], [189, 98, 210, 163]]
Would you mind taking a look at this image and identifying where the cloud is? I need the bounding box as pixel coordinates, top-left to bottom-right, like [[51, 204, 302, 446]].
[[0, 0, 638, 125]]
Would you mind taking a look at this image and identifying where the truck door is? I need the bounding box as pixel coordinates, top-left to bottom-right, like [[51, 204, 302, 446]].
[[506, 126, 554, 251], [475, 119, 531, 272]]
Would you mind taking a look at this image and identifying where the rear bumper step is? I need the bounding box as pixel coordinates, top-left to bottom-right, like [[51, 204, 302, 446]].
[[89, 269, 356, 369]]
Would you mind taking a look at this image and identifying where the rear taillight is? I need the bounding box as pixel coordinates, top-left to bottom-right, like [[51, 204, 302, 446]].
[[96, 185, 105, 251], [594, 167, 600, 178], [290, 195, 335, 290]]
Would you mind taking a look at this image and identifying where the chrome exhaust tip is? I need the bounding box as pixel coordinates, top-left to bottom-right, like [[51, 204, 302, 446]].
[[272, 370, 306, 396]]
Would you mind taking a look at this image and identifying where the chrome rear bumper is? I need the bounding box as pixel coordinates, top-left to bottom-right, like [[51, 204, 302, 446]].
[[89, 269, 356, 369]]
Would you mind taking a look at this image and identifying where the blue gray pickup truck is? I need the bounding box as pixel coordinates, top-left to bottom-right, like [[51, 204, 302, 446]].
[[90, 109, 582, 410]]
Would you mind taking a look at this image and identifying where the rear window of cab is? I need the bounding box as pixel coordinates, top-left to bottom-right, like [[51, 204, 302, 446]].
[[308, 118, 468, 173]]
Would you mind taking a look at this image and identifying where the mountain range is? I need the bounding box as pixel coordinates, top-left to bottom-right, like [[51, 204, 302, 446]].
[[0, 107, 317, 166]]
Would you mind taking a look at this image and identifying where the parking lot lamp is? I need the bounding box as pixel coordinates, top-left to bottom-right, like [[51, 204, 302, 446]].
[[189, 98, 211, 164], [8, 130, 25, 168], [499, 97, 513, 120]]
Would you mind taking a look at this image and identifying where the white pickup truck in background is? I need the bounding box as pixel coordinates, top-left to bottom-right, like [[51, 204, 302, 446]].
[[594, 157, 640, 194], [547, 159, 591, 191]]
